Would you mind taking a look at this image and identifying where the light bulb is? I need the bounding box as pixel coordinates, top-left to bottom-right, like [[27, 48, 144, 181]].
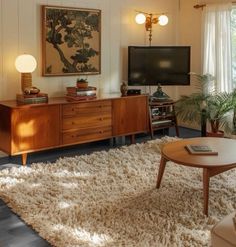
[[158, 15, 168, 26], [15, 54, 37, 73], [135, 13, 146, 24]]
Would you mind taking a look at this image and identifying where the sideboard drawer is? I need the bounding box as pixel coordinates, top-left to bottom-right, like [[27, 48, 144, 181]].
[[62, 113, 112, 130], [62, 126, 112, 144], [62, 100, 112, 117], [62, 100, 113, 143]]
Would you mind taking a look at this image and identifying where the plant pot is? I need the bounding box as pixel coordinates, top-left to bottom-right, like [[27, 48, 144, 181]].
[[77, 81, 88, 88], [206, 130, 224, 138], [230, 134, 236, 139]]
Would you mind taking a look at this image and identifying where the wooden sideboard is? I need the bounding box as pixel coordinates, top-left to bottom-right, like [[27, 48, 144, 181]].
[[0, 94, 149, 165]]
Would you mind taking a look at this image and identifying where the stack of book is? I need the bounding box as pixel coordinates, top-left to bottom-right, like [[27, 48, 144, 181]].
[[185, 145, 218, 155], [16, 93, 48, 104], [66, 86, 97, 101]]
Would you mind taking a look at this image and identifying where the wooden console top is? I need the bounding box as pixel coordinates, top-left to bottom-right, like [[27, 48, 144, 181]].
[[0, 94, 145, 108]]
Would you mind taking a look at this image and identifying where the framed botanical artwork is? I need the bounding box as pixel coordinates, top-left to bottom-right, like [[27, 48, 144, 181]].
[[42, 5, 101, 76]]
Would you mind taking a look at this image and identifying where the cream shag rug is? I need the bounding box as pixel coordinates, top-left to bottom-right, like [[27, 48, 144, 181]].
[[0, 137, 236, 247]]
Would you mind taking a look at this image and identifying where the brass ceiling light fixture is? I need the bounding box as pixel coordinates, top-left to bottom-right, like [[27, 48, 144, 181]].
[[135, 11, 168, 46]]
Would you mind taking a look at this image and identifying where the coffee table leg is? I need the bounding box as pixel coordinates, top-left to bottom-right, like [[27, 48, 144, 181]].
[[156, 156, 167, 188], [203, 168, 210, 216]]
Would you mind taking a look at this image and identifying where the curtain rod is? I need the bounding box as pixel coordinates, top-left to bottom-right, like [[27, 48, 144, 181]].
[[194, 2, 236, 9], [193, 4, 206, 9]]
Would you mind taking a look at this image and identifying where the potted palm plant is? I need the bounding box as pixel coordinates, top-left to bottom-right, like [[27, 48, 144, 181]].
[[175, 74, 236, 137]]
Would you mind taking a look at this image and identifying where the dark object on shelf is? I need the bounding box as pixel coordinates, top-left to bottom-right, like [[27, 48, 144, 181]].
[[127, 89, 141, 96], [185, 144, 218, 155], [120, 81, 128, 96], [149, 100, 179, 139], [152, 84, 170, 100]]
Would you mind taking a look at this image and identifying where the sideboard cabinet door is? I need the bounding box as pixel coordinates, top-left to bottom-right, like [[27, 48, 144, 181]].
[[112, 95, 148, 136], [11, 105, 60, 154]]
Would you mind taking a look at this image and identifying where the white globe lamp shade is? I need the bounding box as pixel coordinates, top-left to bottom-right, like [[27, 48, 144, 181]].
[[158, 15, 168, 26], [15, 54, 37, 73], [135, 13, 146, 24]]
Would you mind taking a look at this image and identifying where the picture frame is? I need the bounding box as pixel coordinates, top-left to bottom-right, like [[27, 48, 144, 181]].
[[42, 5, 101, 76]]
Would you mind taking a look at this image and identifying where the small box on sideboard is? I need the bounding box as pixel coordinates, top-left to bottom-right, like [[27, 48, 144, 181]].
[[65, 86, 97, 101], [16, 93, 48, 104], [127, 89, 141, 96]]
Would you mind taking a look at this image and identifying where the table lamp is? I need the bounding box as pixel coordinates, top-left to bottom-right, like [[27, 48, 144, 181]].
[[15, 54, 37, 93]]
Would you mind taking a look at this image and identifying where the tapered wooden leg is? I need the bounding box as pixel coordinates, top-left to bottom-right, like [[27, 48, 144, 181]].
[[130, 134, 135, 144], [175, 124, 180, 137], [21, 153, 27, 166], [109, 137, 115, 146], [203, 168, 210, 216], [156, 156, 167, 188]]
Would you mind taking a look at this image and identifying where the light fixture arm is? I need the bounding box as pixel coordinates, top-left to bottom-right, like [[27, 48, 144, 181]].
[[135, 11, 168, 46], [145, 14, 159, 46]]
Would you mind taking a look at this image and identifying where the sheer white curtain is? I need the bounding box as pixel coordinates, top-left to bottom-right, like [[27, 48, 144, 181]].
[[202, 3, 232, 93]]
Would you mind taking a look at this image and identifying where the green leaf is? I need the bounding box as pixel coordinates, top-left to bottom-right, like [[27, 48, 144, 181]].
[[175, 73, 236, 133]]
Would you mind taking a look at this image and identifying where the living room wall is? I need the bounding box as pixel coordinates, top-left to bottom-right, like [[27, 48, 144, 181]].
[[0, 0, 202, 101]]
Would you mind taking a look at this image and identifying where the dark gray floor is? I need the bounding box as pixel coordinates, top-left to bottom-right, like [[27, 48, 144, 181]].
[[0, 127, 200, 247]]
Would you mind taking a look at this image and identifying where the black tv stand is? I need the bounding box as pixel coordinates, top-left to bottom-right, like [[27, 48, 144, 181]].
[[151, 84, 170, 101]]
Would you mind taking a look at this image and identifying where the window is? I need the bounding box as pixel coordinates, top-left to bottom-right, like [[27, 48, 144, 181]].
[[231, 8, 236, 87], [202, 3, 232, 92]]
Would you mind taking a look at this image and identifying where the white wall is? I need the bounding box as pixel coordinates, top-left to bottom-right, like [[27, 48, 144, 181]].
[[0, 0, 208, 102], [176, 0, 202, 98], [0, 0, 181, 100]]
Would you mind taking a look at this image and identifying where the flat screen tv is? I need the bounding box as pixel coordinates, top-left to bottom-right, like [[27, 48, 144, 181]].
[[128, 46, 191, 86]]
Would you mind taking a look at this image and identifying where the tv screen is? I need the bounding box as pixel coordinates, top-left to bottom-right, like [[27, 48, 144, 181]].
[[128, 46, 191, 86]]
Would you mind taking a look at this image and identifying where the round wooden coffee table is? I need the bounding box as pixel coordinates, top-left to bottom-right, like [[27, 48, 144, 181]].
[[156, 137, 236, 216]]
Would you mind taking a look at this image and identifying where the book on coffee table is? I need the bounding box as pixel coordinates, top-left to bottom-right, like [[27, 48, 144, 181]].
[[185, 145, 218, 155]]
